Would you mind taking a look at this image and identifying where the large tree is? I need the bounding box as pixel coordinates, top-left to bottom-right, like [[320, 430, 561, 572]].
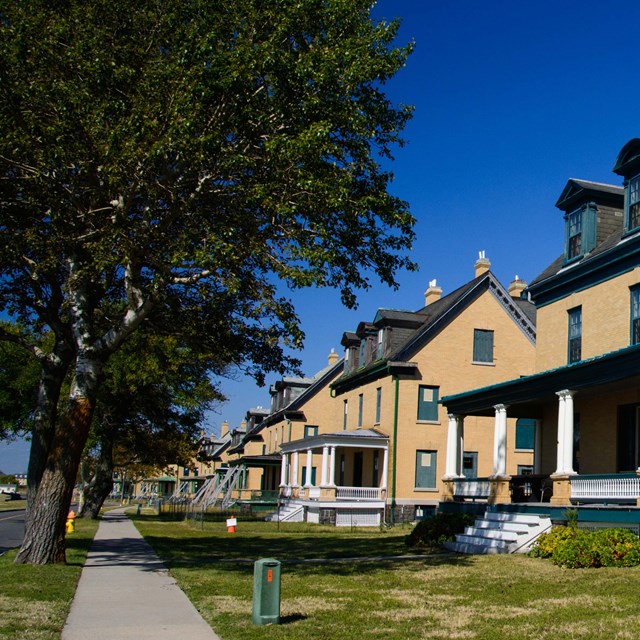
[[0, 0, 415, 563]]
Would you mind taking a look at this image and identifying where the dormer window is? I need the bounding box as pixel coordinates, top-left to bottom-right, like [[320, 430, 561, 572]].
[[628, 174, 640, 232], [359, 339, 366, 367], [567, 209, 582, 260], [376, 328, 384, 360], [564, 204, 596, 263]]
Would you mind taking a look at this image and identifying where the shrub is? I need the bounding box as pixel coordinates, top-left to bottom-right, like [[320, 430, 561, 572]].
[[530, 525, 640, 568], [405, 512, 474, 548], [529, 525, 578, 558]]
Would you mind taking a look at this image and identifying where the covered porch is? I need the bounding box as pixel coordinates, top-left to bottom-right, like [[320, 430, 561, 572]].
[[276, 429, 389, 526], [441, 345, 640, 507]]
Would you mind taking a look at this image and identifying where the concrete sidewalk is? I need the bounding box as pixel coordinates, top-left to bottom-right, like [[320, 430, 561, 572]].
[[62, 508, 221, 640]]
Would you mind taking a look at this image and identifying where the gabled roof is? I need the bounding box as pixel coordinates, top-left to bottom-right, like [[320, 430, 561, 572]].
[[555, 178, 623, 211], [243, 356, 345, 440], [332, 271, 536, 394]]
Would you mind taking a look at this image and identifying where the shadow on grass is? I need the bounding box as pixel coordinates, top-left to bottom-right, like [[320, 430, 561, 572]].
[[138, 531, 474, 577]]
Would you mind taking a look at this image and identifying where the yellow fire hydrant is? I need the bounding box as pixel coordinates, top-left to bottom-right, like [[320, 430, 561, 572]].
[[66, 510, 76, 534]]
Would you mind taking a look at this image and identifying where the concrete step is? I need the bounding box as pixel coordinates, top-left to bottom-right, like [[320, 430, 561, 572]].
[[465, 526, 519, 542], [443, 540, 506, 555], [455, 534, 511, 550], [473, 520, 531, 534], [484, 512, 544, 525]]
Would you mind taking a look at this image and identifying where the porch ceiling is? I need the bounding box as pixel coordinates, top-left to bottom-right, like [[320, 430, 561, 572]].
[[442, 344, 640, 417]]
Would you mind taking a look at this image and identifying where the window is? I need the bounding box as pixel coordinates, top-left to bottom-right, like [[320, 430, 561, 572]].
[[628, 174, 640, 232], [359, 339, 366, 367], [515, 418, 535, 450], [358, 393, 363, 427], [183, 467, 189, 477], [415, 450, 437, 489], [564, 204, 596, 261], [632, 286, 640, 345], [343, 399, 348, 430], [375, 387, 382, 423], [462, 452, 478, 479], [376, 329, 384, 360], [568, 307, 582, 363], [473, 329, 494, 363], [566, 209, 582, 260], [304, 425, 318, 438], [417, 385, 439, 421], [193, 468, 199, 477]]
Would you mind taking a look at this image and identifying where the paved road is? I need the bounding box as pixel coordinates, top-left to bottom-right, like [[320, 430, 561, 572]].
[[0, 508, 25, 554]]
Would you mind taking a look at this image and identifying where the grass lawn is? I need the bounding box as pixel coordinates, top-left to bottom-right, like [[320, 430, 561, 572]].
[[133, 514, 640, 640], [0, 517, 99, 640]]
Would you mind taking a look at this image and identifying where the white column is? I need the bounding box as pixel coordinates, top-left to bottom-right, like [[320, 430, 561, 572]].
[[329, 446, 336, 486], [279, 453, 288, 487], [292, 451, 300, 487], [533, 419, 542, 474], [456, 416, 465, 477], [555, 392, 566, 474], [445, 414, 463, 478], [320, 445, 329, 487], [381, 446, 389, 489], [560, 390, 576, 475], [305, 448, 313, 487], [492, 404, 508, 476]]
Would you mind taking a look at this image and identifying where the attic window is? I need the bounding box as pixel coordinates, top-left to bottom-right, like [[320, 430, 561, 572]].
[[567, 210, 582, 259], [564, 204, 596, 263], [627, 174, 640, 232]]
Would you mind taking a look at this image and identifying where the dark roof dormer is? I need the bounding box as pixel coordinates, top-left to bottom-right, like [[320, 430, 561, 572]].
[[613, 138, 640, 237], [556, 178, 623, 265]]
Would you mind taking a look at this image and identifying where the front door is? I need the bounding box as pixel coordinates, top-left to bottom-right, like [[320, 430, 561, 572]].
[[353, 452, 363, 487]]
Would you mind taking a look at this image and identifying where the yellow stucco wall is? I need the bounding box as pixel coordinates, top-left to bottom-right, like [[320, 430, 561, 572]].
[[535, 266, 640, 371], [335, 288, 536, 503]]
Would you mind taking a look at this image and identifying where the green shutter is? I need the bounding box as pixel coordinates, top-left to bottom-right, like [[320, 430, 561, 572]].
[[583, 203, 597, 254], [417, 386, 439, 421], [415, 450, 437, 488], [473, 329, 494, 363]]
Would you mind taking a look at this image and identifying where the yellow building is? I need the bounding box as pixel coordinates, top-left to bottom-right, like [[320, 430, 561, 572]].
[[257, 256, 537, 525], [443, 138, 640, 518]]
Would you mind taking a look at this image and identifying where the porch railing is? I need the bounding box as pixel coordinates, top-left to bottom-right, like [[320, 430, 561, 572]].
[[571, 474, 640, 503], [452, 478, 491, 500], [336, 486, 383, 501]]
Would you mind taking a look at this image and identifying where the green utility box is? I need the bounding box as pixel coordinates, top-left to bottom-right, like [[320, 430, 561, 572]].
[[252, 558, 281, 625]]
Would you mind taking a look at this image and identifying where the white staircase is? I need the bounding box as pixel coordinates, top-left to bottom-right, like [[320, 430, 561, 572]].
[[444, 511, 552, 555], [265, 500, 305, 523]]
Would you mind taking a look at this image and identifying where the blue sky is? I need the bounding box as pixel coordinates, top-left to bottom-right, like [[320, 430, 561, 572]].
[[1, 0, 639, 473]]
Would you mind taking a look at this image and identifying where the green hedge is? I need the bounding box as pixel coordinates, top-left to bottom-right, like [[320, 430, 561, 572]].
[[405, 512, 474, 548], [530, 525, 640, 568]]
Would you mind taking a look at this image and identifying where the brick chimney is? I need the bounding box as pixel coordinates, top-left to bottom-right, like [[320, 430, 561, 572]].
[[508, 275, 527, 298], [220, 420, 229, 436], [474, 251, 491, 277], [424, 279, 442, 306], [328, 348, 339, 366]]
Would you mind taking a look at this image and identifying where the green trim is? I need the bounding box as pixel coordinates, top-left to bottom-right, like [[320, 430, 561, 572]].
[[528, 232, 640, 308], [391, 375, 399, 522]]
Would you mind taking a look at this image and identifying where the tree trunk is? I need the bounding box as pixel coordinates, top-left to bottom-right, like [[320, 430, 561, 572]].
[[24, 350, 71, 537], [15, 395, 95, 564], [78, 439, 114, 519]]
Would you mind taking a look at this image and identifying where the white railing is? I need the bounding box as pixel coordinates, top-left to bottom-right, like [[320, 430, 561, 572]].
[[453, 479, 491, 499], [336, 486, 382, 501], [571, 475, 640, 501]]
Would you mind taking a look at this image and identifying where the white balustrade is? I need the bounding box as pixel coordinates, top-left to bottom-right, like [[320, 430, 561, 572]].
[[570, 476, 640, 501], [453, 479, 491, 498], [336, 486, 382, 501]]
